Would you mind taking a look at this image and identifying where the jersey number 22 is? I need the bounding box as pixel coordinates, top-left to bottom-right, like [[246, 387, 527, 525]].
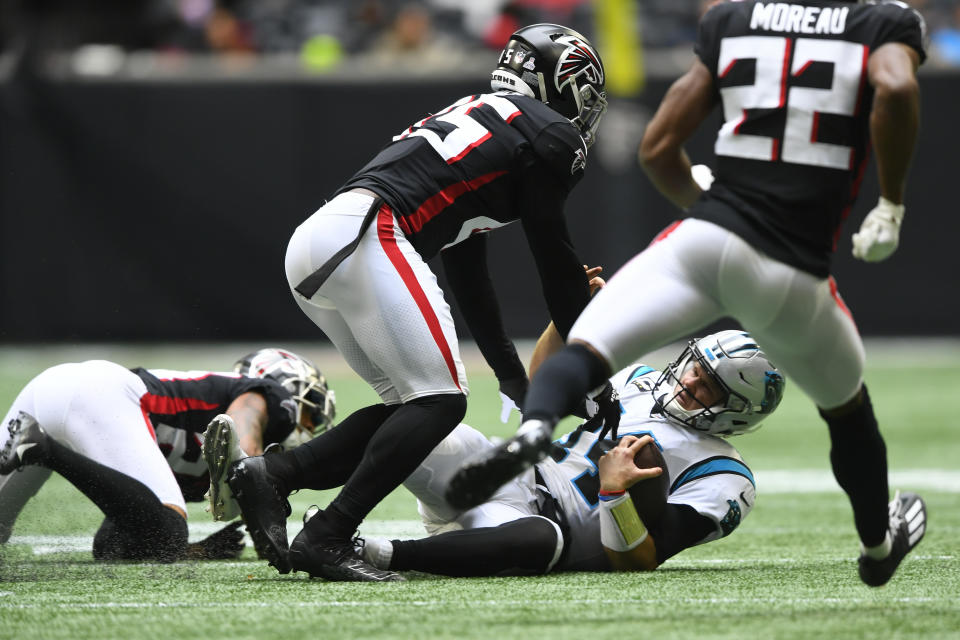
[[716, 35, 867, 170]]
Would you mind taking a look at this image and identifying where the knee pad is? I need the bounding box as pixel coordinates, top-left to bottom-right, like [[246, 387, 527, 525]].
[[406, 393, 467, 430]]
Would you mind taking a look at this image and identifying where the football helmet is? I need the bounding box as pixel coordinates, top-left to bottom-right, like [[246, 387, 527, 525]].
[[234, 348, 336, 440], [652, 331, 785, 436], [491, 23, 607, 147]]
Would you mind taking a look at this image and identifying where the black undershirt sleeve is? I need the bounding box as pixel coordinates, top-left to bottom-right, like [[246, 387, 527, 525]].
[[441, 234, 527, 382], [518, 163, 591, 339], [648, 503, 717, 565]]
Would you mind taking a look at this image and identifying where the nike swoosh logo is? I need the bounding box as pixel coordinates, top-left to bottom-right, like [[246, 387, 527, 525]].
[[739, 491, 752, 508]]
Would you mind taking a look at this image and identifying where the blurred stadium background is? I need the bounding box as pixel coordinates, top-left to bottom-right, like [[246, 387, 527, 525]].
[[0, 0, 958, 343]]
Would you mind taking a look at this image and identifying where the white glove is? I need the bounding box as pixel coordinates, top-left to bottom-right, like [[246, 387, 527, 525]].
[[691, 164, 715, 191], [851, 197, 905, 262], [499, 391, 521, 424]]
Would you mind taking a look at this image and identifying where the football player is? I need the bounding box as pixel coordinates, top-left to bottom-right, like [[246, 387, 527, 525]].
[[229, 23, 608, 581], [355, 329, 783, 577], [0, 348, 334, 563], [448, 1, 928, 588]]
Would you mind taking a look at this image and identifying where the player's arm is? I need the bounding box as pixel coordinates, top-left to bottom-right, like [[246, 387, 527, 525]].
[[597, 435, 664, 571], [638, 59, 719, 210], [441, 234, 528, 405], [868, 42, 920, 206], [518, 164, 591, 340], [851, 42, 921, 262], [527, 266, 604, 377], [224, 391, 269, 456]]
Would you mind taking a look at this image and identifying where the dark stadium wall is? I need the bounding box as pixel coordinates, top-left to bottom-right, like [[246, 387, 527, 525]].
[[0, 74, 955, 341]]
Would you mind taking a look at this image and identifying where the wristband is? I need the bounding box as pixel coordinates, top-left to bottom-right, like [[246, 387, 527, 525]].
[[599, 493, 648, 552], [598, 489, 626, 501]]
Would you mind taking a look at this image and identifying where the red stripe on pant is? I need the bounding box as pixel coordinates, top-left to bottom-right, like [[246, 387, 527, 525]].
[[376, 208, 462, 391], [649, 220, 683, 246], [828, 276, 857, 327]]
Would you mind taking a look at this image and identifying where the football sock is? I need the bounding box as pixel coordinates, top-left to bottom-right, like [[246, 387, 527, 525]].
[[863, 531, 893, 560], [821, 384, 890, 548], [313, 393, 466, 541], [42, 435, 177, 530], [266, 403, 400, 492], [390, 517, 561, 577], [523, 343, 611, 423]]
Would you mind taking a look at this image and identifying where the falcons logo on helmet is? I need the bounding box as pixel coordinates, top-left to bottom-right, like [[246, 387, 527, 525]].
[[554, 34, 603, 92]]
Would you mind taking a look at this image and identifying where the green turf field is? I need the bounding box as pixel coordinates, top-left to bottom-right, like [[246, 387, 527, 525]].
[[1, 341, 958, 640]]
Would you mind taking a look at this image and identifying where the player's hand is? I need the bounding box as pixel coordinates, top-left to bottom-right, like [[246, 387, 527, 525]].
[[584, 265, 605, 296], [852, 197, 905, 262], [598, 435, 663, 492], [185, 520, 246, 560], [691, 164, 715, 191], [499, 376, 528, 423]]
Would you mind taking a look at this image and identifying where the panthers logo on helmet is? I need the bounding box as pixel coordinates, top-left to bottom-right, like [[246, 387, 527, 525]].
[[554, 35, 604, 93]]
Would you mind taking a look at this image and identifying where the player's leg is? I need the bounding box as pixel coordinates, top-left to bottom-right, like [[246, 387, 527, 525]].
[[722, 243, 923, 586], [283, 204, 468, 580], [10, 362, 190, 561], [0, 377, 55, 542], [383, 515, 563, 577], [447, 220, 726, 509]]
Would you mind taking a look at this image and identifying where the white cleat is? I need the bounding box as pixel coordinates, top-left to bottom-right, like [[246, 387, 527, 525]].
[[202, 414, 246, 521]]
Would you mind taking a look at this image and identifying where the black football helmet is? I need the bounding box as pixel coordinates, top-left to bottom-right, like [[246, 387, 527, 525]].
[[234, 348, 336, 438], [491, 23, 607, 147]]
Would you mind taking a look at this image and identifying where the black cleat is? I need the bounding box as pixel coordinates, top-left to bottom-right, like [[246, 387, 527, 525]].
[[0, 412, 48, 475], [444, 418, 554, 510], [227, 456, 292, 574], [858, 490, 927, 587], [289, 524, 404, 583]]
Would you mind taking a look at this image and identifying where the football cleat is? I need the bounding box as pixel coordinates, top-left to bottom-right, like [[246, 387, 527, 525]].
[[202, 414, 246, 521], [858, 490, 927, 587], [0, 412, 48, 475], [227, 456, 293, 574], [444, 418, 554, 510], [288, 524, 404, 582]]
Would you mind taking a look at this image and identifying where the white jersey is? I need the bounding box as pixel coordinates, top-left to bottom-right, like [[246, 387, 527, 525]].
[[536, 363, 756, 571]]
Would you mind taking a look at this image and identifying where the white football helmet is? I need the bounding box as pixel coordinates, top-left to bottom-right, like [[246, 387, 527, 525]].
[[234, 348, 336, 443], [652, 330, 785, 436]]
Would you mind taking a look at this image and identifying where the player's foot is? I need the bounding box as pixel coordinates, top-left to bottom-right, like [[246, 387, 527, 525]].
[[444, 418, 554, 510], [858, 490, 927, 587], [0, 412, 49, 475], [227, 456, 292, 573], [203, 414, 246, 521], [289, 510, 404, 582], [357, 535, 394, 570]]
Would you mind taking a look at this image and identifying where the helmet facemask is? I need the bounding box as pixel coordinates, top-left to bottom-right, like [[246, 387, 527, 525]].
[[654, 348, 733, 433], [234, 348, 337, 447], [570, 82, 607, 148]]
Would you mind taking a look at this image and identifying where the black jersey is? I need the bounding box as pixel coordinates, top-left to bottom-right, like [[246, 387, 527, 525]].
[[689, 0, 926, 276], [132, 368, 296, 501], [341, 91, 587, 261]]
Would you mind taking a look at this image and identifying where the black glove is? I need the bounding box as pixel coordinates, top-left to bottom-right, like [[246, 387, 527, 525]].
[[582, 382, 621, 441], [185, 520, 246, 560], [498, 376, 529, 423]]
